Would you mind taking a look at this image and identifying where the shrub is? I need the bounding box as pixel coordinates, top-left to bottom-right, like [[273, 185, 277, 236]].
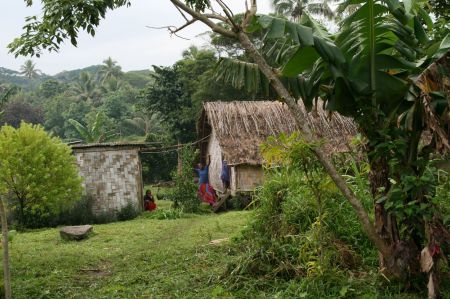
[[56, 195, 96, 226], [0, 122, 83, 229], [90, 211, 117, 224], [171, 146, 199, 213], [142, 208, 186, 220], [116, 203, 140, 221], [228, 193, 254, 210], [56, 196, 144, 225], [224, 133, 376, 289]]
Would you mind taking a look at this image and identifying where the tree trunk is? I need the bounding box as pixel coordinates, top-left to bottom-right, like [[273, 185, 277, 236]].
[[177, 139, 182, 175], [236, 31, 391, 258], [0, 199, 12, 299], [368, 156, 399, 269]]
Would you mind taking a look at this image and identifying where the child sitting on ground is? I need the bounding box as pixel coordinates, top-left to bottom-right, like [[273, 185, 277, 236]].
[[144, 189, 156, 211]]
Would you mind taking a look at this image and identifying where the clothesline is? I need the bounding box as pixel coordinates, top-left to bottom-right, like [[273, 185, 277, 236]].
[[139, 134, 211, 154]]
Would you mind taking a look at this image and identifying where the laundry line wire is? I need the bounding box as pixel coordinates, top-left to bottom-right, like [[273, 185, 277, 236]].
[[139, 134, 211, 154]]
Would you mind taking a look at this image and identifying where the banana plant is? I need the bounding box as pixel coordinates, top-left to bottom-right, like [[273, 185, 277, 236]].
[[214, 0, 450, 291], [0, 86, 18, 119], [68, 111, 116, 143]]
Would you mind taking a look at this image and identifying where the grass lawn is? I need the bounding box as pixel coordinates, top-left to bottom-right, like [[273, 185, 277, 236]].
[[6, 201, 250, 299]]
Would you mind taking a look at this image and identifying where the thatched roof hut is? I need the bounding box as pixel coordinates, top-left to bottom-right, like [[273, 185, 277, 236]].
[[198, 101, 356, 165], [197, 101, 356, 194]]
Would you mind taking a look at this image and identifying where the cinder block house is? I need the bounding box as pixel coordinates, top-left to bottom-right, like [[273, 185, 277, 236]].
[[197, 101, 357, 195]]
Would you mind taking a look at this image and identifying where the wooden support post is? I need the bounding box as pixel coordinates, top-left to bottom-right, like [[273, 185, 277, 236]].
[[177, 140, 182, 175]]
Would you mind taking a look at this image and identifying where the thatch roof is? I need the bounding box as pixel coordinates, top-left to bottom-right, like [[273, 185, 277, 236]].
[[198, 101, 357, 166]]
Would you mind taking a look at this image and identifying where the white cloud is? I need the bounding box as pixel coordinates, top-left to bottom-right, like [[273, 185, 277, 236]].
[[0, 0, 272, 75]]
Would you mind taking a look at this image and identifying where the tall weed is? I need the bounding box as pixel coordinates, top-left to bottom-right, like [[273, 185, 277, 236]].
[[171, 146, 200, 213], [224, 133, 377, 291]]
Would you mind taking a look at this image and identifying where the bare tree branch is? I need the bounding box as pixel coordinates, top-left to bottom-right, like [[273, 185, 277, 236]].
[[214, 0, 238, 29], [204, 13, 229, 23], [242, 0, 257, 29], [146, 24, 192, 40], [174, 4, 190, 22], [169, 0, 237, 38]]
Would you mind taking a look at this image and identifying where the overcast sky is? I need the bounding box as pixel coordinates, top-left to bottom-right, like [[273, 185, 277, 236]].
[[1, 0, 272, 75]]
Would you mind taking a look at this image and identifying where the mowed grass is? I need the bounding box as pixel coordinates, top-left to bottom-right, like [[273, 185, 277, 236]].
[[6, 201, 250, 299]]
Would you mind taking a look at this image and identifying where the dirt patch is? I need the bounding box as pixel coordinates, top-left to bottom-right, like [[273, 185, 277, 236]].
[[79, 260, 112, 277], [208, 238, 229, 245]]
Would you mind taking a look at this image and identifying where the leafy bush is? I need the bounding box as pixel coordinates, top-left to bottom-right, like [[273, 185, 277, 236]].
[[141, 208, 186, 220], [49, 196, 139, 226], [224, 134, 377, 293], [91, 212, 117, 224], [117, 203, 140, 221], [228, 193, 253, 210], [57, 195, 95, 225], [0, 122, 83, 229], [171, 146, 199, 213]]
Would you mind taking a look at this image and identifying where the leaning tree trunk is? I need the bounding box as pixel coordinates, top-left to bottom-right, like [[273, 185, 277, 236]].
[[0, 199, 11, 299], [236, 31, 392, 258]]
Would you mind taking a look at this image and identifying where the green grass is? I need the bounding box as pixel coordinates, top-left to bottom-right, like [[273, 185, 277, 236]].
[[4, 200, 449, 298], [5, 201, 251, 299]]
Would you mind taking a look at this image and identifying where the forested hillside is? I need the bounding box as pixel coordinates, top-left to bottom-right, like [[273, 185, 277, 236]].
[[0, 48, 266, 182]]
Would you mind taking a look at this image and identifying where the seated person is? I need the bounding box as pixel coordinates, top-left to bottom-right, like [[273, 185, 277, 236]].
[[144, 189, 156, 211]]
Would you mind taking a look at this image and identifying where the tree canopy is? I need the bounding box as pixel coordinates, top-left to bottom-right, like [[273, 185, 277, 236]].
[[0, 123, 83, 228]]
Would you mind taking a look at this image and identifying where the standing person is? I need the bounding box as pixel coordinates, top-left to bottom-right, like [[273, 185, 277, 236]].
[[143, 189, 156, 211], [220, 158, 230, 191], [194, 156, 216, 206]]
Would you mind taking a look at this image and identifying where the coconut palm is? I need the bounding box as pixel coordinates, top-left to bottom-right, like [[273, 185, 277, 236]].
[[182, 45, 200, 60], [99, 76, 126, 94], [272, 0, 336, 21], [122, 112, 165, 140], [98, 57, 123, 83], [70, 72, 101, 105], [19, 59, 40, 79]]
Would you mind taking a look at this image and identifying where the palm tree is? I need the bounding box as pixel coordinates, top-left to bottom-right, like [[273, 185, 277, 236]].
[[99, 76, 126, 94], [122, 112, 165, 140], [272, 0, 336, 21], [70, 72, 101, 105], [182, 45, 200, 60], [98, 57, 123, 83], [19, 59, 40, 79]]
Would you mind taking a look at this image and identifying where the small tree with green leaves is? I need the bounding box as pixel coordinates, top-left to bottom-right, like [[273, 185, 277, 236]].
[[0, 122, 83, 228], [171, 146, 199, 213], [0, 122, 82, 298]]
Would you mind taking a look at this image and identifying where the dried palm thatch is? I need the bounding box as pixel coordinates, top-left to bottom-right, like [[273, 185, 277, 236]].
[[198, 101, 357, 165]]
